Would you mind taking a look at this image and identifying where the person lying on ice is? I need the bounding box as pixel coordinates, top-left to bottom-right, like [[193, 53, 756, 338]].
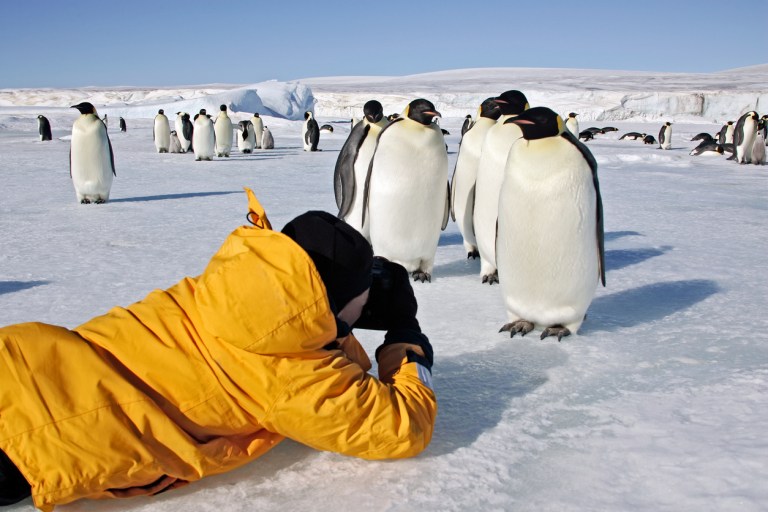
[[0, 189, 435, 511]]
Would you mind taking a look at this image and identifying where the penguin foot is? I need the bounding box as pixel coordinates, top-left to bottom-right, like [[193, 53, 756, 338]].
[[499, 320, 534, 338], [94, 198, 106, 204], [80, 198, 91, 204], [195, 158, 201, 161], [481, 271, 499, 285], [411, 271, 431, 283], [540, 325, 571, 342], [467, 250, 479, 259]]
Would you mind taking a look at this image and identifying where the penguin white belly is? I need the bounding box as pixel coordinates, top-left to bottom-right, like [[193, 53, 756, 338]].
[[214, 118, 233, 156], [169, 133, 182, 153], [725, 125, 735, 144], [193, 119, 215, 160], [71, 117, 113, 202], [473, 120, 523, 278], [737, 118, 757, 163], [452, 118, 495, 254], [302, 121, 312, 151], [252, 118, 264, 149], [368, 125, 448, 274], [344, 129, 380, 240], [154, 117, 171, 152], [497, 137, 598, 333], [261, 128, 274, 149]]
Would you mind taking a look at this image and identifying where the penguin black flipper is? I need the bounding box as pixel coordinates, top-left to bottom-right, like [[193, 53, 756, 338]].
[[449, 157, 458, 222], [362, 117, 404, 226], [69, 148, 72, 178], [335, 121, 368, 217], [108, 137, 116, 176], [562, 130, 605, 286], [183, 119, 194, 142], [442, 181, 450, 230], [658, 125, 665, 146], [307, 119, 320, 151]]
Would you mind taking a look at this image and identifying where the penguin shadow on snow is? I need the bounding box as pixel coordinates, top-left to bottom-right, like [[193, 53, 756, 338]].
[[109, 190, 241, 203], [582, 279, 719, 333], [0, 280, 49, 296], [605, 245, 671, 272], [604, 230, 642, 242]]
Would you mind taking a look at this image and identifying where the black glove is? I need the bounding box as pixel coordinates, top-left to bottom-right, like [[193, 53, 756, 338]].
[[375, 329, 434, 373], [353, 257, 420, 332]]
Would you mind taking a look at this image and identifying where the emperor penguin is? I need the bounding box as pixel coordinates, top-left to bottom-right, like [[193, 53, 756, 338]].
[[564, 112, 579, 137], [37, 115, 52, 141], [250, 113, 264, 149], [619, 132, 646, 141], [237, 120, 256, 153], [718, 121, 735, 145], [261, 126, 274, 149], [153, 109, 171, 153], [169, 130, 182, 153], [460, 114, 474, 137], [214, 104, 233, 157], [334, 99, 388, 239], [473, 89, 530, 284], [751, 120, 766, 164], [761, 115, 768, 142], [303, 111, 320, 151], [178, 112, 193, 153], [689, 142, 725, 156], [450, 97, 502, 259], [193, 108, 215, 161], [497, 106, 605, 341], [69, 102, 116, 204], [119, 117, 127, 132], [364, 98, 449, 282], [658, 122, 672, 150], [732, 111, 759, 163]]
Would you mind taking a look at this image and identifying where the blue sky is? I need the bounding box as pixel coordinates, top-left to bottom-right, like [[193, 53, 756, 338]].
[[1, 0, 765, 88]]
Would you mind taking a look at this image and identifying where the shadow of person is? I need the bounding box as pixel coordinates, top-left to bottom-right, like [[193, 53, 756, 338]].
[[605, 246, 672, 271]]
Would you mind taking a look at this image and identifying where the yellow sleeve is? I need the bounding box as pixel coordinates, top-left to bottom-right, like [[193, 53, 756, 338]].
[[260, 353, 436, 460]]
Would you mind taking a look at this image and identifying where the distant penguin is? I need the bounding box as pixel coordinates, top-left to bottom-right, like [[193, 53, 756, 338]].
[[119, 117, 127, 132], [303, 111, 320, 151], [261, 126, 274, 149], [473, 90, 529, 284], [643, 135, 657, 145], [153, 109, 171, 153], [364, 98, 449, 282], [69, 102, 116, 204], [193, 108, 215, 161], [250, 113, 264, 149], [178, 112, 193, 152], [387, 113, 400, 122], [102, 114, 108, 129], [334, 99, 388, 239], [450, 97, 501, 259], [460, 114, 474, 137], [214, 104, 233, 157], [585, 127, 604, 135], [689, 141, 724, 156], [564, 112, 579, 137], [658, 122, 672, 150], [497, 107, 604, 341], [732, 111, 759, 163], [320, 124, 334, 133], [237, 120, 256, 153], [169, 130, 182, 153], [37, 115, 52, 141], [601, 127, 619, 133], [761, 115, 768, 142], [619, 132, 645, 140], [751, 121, 765, 164], [718, 121, 735, 145], [691, 132, 714, 142], [578, 130, 594, 141]]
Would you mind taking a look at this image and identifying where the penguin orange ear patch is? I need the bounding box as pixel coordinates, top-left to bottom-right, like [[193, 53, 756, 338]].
[[556, 116, 565, 134]]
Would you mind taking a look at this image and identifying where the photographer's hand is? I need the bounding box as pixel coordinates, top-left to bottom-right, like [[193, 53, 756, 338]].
[[354, 257, 420, 332]]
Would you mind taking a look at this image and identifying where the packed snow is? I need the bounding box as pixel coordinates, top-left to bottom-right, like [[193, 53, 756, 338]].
[[1, 66, 767, 512]]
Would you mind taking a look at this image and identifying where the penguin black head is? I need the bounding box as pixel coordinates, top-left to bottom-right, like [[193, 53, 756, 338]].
[[304, 111, 313, 120], [405, 98, 441, 126], [387, 113, 400, 121], [220, 104, 227, 112], [253, 113, 260, 117], [505, 106, 564, 140], [71, 102, 97, 115], [199, 109, 207, 115], [479, 98, 502, 120], [158, 109, 164, 115], [363, 100, 384, 123], [494, 90, 529, 116], [37, 114, 44, 119], [569, 112, 578, 118]]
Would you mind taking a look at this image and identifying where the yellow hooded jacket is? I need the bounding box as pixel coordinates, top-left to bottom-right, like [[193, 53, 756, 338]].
[[0, 189, 436, 510]]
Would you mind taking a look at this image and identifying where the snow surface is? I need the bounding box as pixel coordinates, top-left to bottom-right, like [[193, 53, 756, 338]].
[[1, 67, 767, 511]]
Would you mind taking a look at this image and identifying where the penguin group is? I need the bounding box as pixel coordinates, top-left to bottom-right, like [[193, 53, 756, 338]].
[[333, 93, 604, 341]]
